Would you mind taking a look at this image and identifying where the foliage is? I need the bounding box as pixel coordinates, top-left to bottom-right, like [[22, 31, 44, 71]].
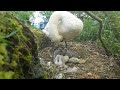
[[74, 15, 98, 42], [74, 11, 120, 57], [101, 11, 120, 57], [40, 11, 53, 19], [13, 11, 33, 21]]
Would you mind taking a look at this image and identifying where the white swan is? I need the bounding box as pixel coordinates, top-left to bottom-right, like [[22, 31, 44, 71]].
[[43, 11, 83, 49]]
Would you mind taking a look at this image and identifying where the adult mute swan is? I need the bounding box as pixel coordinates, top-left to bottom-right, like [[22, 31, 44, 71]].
[[43, 11, 83, 49]]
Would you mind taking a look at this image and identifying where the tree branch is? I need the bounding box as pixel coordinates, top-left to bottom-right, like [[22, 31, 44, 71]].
[[84, 11, 111, 56]]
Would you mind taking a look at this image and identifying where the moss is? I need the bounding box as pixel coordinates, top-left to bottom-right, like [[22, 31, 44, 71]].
[[0, 11, 38, 79], [0, 71, 15, 79]]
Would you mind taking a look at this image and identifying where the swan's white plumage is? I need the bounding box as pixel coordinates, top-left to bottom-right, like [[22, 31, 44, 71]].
[[43, 11, 83, 42]]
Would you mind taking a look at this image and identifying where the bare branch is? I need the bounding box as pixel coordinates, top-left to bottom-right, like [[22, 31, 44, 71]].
[[84, 11, 111, 56]]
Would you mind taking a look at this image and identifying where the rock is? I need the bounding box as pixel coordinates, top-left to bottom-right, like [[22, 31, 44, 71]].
[[87, 72, 92, 76], [94, 52, 99, 56], [50, 55, 53, 58], [67, 77, 71, 79], [47, 62, 52, 67], [54, 73, 63, 79], [64, 67, 78, 73], [79, 59, 86, 64], [64, 65, 68, 68], [68, 57, 80, 64], [68, 57, 86, 64], [39, 58, 46, 66], [63, 55, 69, 63]]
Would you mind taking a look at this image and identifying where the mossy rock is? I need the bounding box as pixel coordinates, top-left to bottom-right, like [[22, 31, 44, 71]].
[[0, 11, 39, 79], [30, 29, 55, 79], [31, 29, 53, 51]]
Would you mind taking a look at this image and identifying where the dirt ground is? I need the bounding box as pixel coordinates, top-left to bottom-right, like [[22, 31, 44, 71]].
[[38, 42, 120, 79]]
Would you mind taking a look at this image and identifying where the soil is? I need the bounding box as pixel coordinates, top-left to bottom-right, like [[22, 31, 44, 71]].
[[38, 41, 120, 79]]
